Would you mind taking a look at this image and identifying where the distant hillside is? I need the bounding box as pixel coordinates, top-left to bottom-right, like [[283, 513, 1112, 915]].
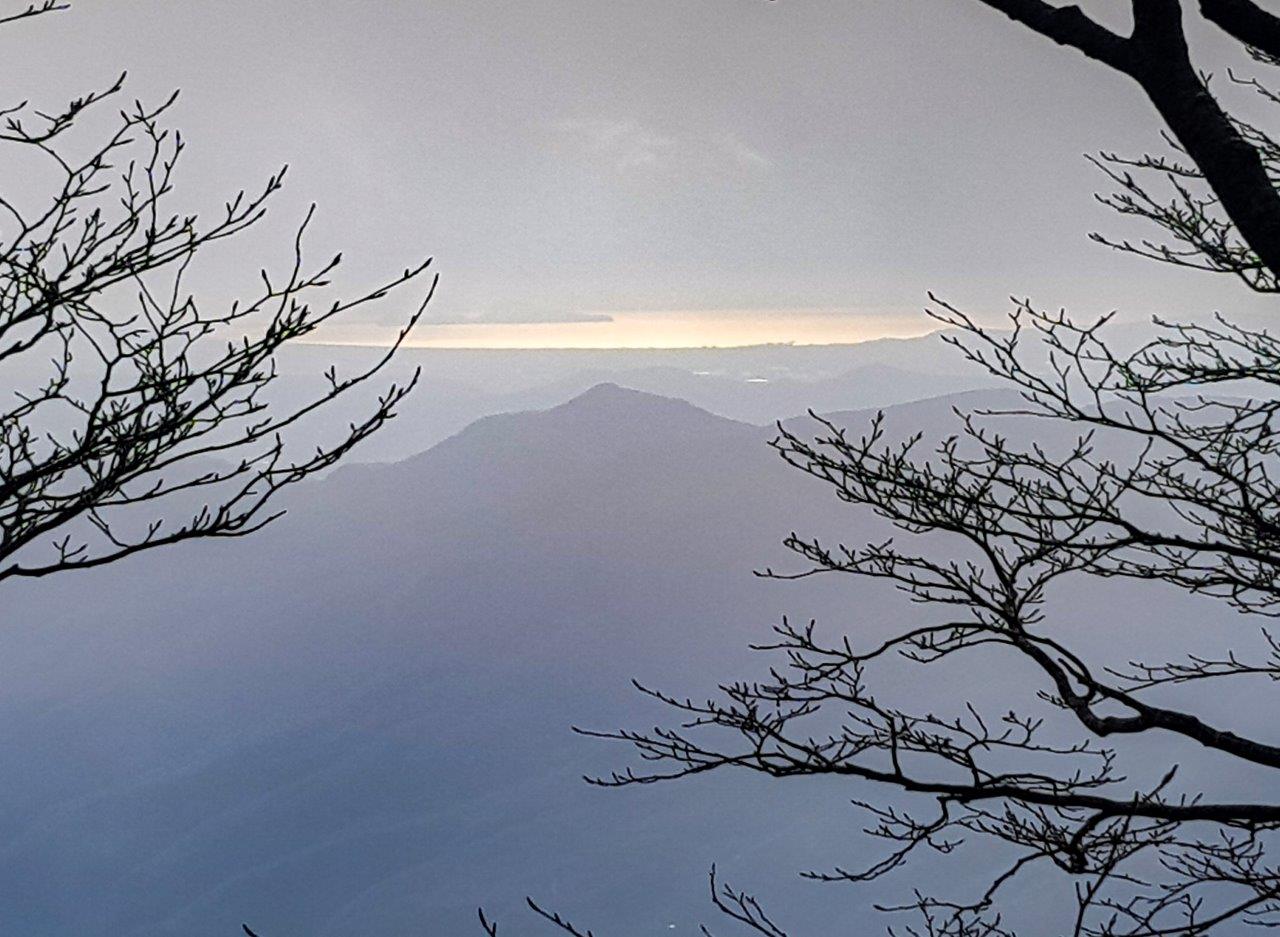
[[0, 385, 1245, 937], [271, 333, 996, 464]]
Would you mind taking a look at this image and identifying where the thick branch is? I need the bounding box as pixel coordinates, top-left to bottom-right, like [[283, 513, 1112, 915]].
[[973, 0, 1134, 71], [1200, 0, 1280, 60], [1126, 4, 1280, 276], [969, 0, 1280, 279], [1012, 635, 1280, 772]]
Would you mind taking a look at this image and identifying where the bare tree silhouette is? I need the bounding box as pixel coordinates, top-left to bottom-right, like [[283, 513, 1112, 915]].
[[490, 3, 1280, 935], [0, 1, 431, 584]]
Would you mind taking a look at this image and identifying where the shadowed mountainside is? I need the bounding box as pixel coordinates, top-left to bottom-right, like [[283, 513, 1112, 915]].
[[0, 384, 1259, 936]]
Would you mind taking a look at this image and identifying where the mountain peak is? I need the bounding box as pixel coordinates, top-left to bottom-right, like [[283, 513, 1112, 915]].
[[558, 381, 710, 414], [566, 381, 649, 402], [551, 382, 758, 432]]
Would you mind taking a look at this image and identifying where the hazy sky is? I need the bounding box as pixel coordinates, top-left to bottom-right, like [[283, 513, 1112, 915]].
[[8, 1, 1277, 346]]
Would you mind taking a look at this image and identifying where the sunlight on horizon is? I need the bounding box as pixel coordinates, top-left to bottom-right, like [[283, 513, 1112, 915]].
[[308, 308, 938, 349]]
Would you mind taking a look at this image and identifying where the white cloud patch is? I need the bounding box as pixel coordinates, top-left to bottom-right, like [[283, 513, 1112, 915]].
[[555, 119, 677, 170], [718, 133, 772, 170], [553, 119, 772, 174]]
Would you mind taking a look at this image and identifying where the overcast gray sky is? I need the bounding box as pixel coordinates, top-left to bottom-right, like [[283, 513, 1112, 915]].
[[7, 0, 1276, 346]]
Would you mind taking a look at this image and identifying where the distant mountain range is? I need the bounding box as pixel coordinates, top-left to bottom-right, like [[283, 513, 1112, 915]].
[[271, 332, 998, 463]]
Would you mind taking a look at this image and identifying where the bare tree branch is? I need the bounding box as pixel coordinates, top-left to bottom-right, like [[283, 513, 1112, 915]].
[[1200, 0, 1280, 60]]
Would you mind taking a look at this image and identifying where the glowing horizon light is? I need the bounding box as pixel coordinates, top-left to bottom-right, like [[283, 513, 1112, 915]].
[[304, 308, 938, 350]]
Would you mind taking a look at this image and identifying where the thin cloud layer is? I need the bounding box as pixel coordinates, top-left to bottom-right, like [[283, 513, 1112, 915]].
[[553, 118, 772, 174]]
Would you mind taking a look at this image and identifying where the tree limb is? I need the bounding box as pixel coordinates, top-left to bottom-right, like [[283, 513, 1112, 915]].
[[1200, 0, 1280, 60]]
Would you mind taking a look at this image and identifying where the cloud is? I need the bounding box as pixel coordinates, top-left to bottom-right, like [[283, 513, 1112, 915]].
[[554, 119, 677, 170], [553, 119, 771, 174], [718, 133, 772, 170]]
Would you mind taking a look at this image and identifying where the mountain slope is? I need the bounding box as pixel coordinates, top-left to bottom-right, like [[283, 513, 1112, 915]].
[[0, 386, 850, 937], [0, 385, 1252, 937]]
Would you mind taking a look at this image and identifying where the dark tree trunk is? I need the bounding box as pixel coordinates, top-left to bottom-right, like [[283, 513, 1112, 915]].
[[1128, 4, 1280, 277], [1137, 54, 1280, 273], [973, 0, 1280, 279]]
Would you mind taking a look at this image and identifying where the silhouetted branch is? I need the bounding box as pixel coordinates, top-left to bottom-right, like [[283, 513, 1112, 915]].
[[971, 0, 1133, 71], [1201, 0, 1280, 60], [0, 6, 432, 583]]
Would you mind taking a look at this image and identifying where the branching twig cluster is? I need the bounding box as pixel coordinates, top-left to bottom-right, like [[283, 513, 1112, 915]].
[[0, 2, 432, 583]]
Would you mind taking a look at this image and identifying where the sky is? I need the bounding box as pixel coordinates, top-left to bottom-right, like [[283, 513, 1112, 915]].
[[6, 0, 1278, 347]]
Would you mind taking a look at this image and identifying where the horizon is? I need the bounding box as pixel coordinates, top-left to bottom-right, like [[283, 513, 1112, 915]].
[[303, 307, 943, 349]]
